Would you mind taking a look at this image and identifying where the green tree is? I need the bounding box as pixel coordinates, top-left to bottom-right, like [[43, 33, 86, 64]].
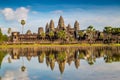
[[111, 28, 120, 34], [49, 31, 54, 41], [0, 28, 8, 42], [104, 26, 112, 44], [69, 35, 74, 42], [87, 25, 95, 33], [0, 28, 3, 41], [99, 32, 104, 40], [57, 30, 66, 43], [41, 32, 46, 40], [57, 51, 66, 62], [104, 26, 112, 34], [78, 31, 84, 41], [7, 28, 12, 41], [2, 35, 8, 41], [21, 57, 26, 72], [86, 25, 96, 45], [7, 28, 11, 36], [21, 20, 25, 34], [0, 51, 7, 68], [87, 57, 95, 65]]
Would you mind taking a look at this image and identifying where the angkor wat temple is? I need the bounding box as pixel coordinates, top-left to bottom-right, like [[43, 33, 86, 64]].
[[11, 16, 120, 44]]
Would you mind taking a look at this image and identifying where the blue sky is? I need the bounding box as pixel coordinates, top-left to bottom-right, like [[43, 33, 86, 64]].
[[0, 0, 120, 34]]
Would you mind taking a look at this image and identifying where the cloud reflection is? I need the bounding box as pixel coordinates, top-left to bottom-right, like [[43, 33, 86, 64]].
[[2, 70, 29, 80]]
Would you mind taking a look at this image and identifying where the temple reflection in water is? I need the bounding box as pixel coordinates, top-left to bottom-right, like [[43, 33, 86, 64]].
[[1, 47, 120, 74]]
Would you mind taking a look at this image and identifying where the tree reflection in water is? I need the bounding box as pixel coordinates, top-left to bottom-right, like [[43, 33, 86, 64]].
[[0, 47, 120, 74], [0, 50, 7, 69], [8, 56, 12, 63], [21, 57, 26, 72]]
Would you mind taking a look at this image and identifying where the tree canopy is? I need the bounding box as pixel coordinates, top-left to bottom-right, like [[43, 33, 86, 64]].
[[104, 26, 112, 34], [0, 28, 8, 42], [57, 30, 66, 40], [7, 28, 11, 35], [104, 26, 120, 34], [49, 31, 54, 41], [21, 20, 25, 26]]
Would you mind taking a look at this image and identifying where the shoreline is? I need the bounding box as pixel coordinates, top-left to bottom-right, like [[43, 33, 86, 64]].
[[0, 43, 120, 49]]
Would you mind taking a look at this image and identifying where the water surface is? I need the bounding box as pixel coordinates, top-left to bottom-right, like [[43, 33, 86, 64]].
[[0, 47, 120, 80]]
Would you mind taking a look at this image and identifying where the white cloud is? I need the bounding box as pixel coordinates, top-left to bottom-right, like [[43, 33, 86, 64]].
[[15, 7, 29, 21], [1, 7, 120, 33], [50, 10, 63, 14], [1, 8, 15, 20], [2, 70, 29, 80], [1, 7, 29, 21], [25, 7, 120, 33], [32, 11, 38, 14], [52, 8, 120, 30]]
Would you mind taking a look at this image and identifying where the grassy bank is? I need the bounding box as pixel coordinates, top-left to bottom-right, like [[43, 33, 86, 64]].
[[0, 43, 120, 49]]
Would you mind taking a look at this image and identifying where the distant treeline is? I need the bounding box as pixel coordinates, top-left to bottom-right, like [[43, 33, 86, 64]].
[[0, 28, 8, 42]]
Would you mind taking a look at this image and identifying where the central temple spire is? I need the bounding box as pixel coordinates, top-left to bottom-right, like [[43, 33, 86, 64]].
[[58, 16, 66, 30]]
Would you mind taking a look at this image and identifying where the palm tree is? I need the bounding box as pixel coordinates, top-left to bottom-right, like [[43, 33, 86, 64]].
[[86, 25, 96, 45], [69, 35, 74, 42], [104, 26, 112, 44], [78, 31, 84, 41], [99, 32, 104, 39], [87, 25, 95, 33], [41, 32, 46, 40], [21, 20, 25, 34], [87, 56, 95, 65], [57, 30, 66, 43], [104, 26, 112, 34], [48, 31, 54, 41], [7, 28, 11, 44], [7, 28, 11, 36], [111, 27, 120, 43], [99, 32, 104, 43], [57, 51, 66, 62]]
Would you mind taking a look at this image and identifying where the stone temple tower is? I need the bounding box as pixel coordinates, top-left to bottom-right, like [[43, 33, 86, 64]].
[[74, 20, 80, 31], [12, 32, 20, 42], [45, 23, 49, 33], [74, 21, 80, 39], [38, 27, 43, 35], [58, 16, 66, 30], [49, 19, 55, 31]]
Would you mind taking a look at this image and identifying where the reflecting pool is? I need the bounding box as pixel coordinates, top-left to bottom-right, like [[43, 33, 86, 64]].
[[0, 47, 120, 80]]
